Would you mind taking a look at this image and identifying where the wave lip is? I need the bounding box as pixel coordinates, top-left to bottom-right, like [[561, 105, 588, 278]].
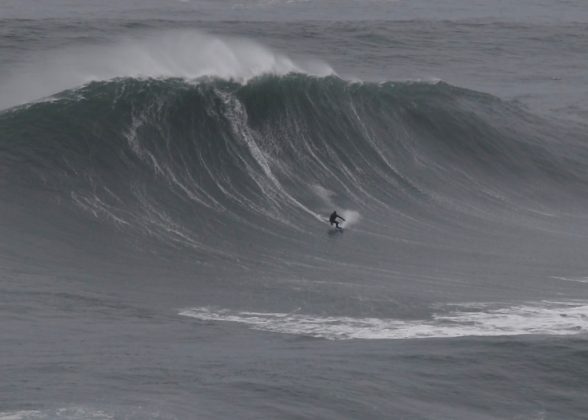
[[179, 301, 588, 340]]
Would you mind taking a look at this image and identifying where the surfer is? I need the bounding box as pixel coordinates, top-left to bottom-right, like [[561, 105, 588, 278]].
[[329, 211, 345, 229]]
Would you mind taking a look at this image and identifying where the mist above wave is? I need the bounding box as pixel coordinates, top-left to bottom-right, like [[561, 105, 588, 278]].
[[0, 30, 334, 110]]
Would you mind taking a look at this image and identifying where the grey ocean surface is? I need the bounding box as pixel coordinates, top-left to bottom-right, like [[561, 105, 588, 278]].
[[2, 1, 588, 419]]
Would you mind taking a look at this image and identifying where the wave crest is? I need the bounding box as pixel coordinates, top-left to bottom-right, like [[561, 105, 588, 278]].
[[0, 30, 334, 110]]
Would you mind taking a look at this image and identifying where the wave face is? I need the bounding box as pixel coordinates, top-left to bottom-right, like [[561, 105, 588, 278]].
[[2, 74, 588, 318]]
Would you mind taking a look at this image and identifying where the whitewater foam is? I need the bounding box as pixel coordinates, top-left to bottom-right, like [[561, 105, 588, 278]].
[[552, 276, 588, 284], [0, 406, 178, 420], [0, 408, 113, 420], [180, 301, 588, 340]]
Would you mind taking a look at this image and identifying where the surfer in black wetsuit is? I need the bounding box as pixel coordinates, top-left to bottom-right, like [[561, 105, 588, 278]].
[[329, 211, 345, 229]]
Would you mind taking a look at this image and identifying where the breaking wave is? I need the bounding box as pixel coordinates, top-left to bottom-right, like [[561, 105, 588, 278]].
[[2, 74, 586, 249], [2, 68, 588, 321]]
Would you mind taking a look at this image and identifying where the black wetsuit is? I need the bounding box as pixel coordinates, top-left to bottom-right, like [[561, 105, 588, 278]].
[[329, 212, 344, 228]]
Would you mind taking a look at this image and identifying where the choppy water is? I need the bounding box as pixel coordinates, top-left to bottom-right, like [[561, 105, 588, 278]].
[[2, 1, 588, 419]]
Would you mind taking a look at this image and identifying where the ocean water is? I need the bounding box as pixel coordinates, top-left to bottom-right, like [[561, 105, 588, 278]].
[[2, 1, 588, 419]]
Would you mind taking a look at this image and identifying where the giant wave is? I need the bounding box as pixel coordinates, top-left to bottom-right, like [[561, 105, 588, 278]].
[[2, 71, 588, 328], [1, 75, 585, 233]]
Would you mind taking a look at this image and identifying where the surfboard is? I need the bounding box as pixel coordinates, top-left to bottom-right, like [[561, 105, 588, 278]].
[[328, 226, 344, 235]]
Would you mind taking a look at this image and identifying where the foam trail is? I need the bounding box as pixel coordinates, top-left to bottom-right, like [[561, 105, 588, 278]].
[[180, 301, 588, 340], [0, 30, 334, 110]]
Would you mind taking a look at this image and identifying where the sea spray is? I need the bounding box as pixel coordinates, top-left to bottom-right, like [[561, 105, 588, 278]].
[[0, 30, 334, 111]]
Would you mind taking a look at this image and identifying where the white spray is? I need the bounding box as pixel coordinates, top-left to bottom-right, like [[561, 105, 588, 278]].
[[0, 30, 334, 110]]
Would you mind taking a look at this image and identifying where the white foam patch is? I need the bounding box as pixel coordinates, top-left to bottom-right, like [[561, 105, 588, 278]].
[[0, 408, 113, 420], [0, 30, 334, 110], [0, 407, 173, 420], [180, 301, 588, 340], [552, 276, 588, 284], [0, 412, 40, 420]]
